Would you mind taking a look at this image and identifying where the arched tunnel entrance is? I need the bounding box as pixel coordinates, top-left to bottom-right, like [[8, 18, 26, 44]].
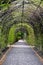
[[8, 23, 35, 45], [15, 26, 28, 40]]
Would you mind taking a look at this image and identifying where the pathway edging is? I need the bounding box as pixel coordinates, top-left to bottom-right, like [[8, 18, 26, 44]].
[[32, 48, 43, 63], [0, 47, 11, 65]]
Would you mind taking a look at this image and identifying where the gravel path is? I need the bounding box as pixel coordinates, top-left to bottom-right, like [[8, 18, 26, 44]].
[[3, 40, 43, 65]]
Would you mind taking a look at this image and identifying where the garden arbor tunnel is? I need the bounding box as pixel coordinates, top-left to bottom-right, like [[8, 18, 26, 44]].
[[0, 0, 43, 51], [8, 23, 35, 45]]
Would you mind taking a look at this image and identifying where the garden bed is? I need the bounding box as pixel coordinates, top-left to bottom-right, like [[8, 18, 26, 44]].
[[0, 47, 9, 60], [0, 47, 11, 65], [34, 47, 43, 59]]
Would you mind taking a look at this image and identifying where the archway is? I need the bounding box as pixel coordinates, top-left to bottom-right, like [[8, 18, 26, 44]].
[[8, 23, 35, 46], [0, 0, 43, 54]]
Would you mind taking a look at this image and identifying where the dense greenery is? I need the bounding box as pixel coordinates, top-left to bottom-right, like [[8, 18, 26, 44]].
[[8, 23, 35, 45], [0, 0, 43, 55], [8, 25, 16, 44]]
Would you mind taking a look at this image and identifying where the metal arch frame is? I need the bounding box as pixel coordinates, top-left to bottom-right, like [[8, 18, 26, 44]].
[[0, 1, 41, 31], [0, 0, 43, 51], [1, 0, 43, 39], [1, 0, 42, 18], [1, 0, 42, 26]]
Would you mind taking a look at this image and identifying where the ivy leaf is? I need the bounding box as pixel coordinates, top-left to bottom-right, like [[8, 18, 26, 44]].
[[41, 0, 43, 1]]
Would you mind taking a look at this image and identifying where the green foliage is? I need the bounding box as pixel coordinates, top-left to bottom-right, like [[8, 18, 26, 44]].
[[8, 23, 35, 46], [16, 31, 24, 40], [0, 27, 6, 51], [0, 35, 6, 49], [0, 0, 11, 4], [16, 31, 21, 40], [0, 0, 43, 53], [8, 25, 16, 44], [0, 4, 10, 11], [24, 24, 35, 45], [17, 23, 35, 45], [0, 0, 11, 11]]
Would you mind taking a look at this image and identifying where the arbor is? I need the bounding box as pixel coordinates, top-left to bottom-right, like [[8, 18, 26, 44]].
[[0, 0, 11, 4], [0, 0, 43, 55]]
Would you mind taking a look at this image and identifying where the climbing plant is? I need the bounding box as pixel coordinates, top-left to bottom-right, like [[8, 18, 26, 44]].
[[0, 0, 43, 55]]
